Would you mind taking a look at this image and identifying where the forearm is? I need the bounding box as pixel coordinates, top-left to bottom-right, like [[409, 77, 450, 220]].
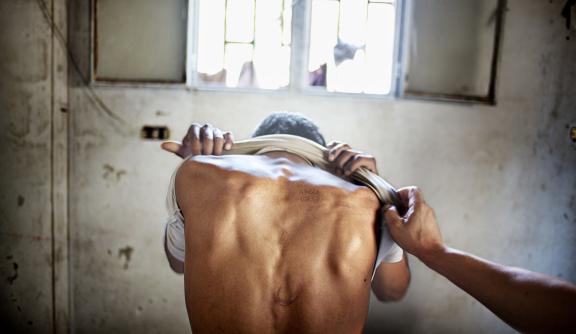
[[420, 247, 576, 333]]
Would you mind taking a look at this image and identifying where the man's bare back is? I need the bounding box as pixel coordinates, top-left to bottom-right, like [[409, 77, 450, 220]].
[[175, 154, 380, 333]]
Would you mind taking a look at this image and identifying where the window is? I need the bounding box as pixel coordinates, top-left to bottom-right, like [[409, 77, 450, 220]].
[[403, 0, 504, 103], [196, 0, 292, 89], [92, 0, 504, 104], [94, 0, 188, 82], [307, 0, 397, 95]]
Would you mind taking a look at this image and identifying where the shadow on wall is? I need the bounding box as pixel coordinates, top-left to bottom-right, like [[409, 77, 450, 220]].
[[365, 307, 421, 334]]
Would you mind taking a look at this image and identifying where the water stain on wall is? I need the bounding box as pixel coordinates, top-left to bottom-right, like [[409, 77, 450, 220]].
[[17, 195, 25, 207], [118, 246, 134, 270], [102, 164, 127, 182], [6, 262, 18, 285], [0, 39, 48, 83], [155, 110, 170, 117]]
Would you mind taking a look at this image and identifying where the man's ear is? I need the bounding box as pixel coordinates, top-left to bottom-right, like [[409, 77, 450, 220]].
[[161, 141, 183, 157]]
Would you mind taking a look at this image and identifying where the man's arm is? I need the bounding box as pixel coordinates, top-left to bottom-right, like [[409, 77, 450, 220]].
[[327, 141, 411, 301], [161, 123, 234, 273], [385, 187, 576, 333], [371, 256, 410, 301], [164, 230, 184, 274]]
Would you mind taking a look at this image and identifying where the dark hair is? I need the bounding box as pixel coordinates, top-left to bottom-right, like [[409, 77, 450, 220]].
[[252, 112, 326, 146]]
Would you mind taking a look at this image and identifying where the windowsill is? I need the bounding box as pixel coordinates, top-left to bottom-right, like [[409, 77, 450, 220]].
[[90, 80, 397, 101]]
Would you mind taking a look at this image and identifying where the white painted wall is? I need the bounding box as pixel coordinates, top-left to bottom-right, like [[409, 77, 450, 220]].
[[1, 0, 574, 333]]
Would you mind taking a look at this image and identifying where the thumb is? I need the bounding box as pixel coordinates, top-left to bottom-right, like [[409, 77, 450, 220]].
[[161, 141, 183, 157], [384, 205, 403, 228]]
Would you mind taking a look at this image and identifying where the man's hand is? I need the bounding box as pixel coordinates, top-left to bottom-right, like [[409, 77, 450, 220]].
[[383, 187, 445, 261], [161, 123, 234, 158], [327, 141, 378, 176]]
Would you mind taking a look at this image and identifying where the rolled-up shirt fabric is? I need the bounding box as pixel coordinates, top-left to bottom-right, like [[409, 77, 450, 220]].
[[165, 134, 404, 278]]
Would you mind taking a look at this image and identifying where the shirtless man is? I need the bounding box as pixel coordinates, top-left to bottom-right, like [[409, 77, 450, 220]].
[[162, 113, 410, 333]]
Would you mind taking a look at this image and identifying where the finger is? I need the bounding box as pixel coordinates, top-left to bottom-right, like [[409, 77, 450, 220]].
[[328, 143, 351, 161], [161, 141, 183, 157], [343, 155, 376, 176], [411, 187, 425, 210], [212, 128, 224, 155], [185, 123, 200, 144], [406, 187, 419, 208], [188, 124, 202, 155], [223, 132, 234, 150], [384, 205, 403, 228], [396, 187, 412, 203], [334, 150, 357, 174], [327, 141, 341, 149], [396, 187, 416, 213], [200, 124, 214, 155]]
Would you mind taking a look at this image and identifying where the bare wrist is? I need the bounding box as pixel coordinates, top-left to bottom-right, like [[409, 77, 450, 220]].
[[415, 243, 449, 268]]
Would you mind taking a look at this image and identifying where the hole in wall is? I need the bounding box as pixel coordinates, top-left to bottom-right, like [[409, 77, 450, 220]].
[[140, 125, 170, 140]]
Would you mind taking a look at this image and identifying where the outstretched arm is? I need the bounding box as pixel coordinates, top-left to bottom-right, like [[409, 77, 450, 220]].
[[385, 187, 576, 333]]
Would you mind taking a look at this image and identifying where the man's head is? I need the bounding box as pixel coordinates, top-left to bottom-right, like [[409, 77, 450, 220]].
[[252, 112, 326, 147]]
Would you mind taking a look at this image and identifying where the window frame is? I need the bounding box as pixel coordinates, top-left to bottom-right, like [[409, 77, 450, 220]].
[[90, 0, 190, 86], [89, 0, 503, 105], [400, 0, 506, 105], [189, 0, 295, 93], [90, 0, 407, 99]]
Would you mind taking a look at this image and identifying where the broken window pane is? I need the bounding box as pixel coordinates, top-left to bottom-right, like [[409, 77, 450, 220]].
[[94, 0, 188, 82], [197, 0, 291, 89], [308, 0, 396, 94]]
